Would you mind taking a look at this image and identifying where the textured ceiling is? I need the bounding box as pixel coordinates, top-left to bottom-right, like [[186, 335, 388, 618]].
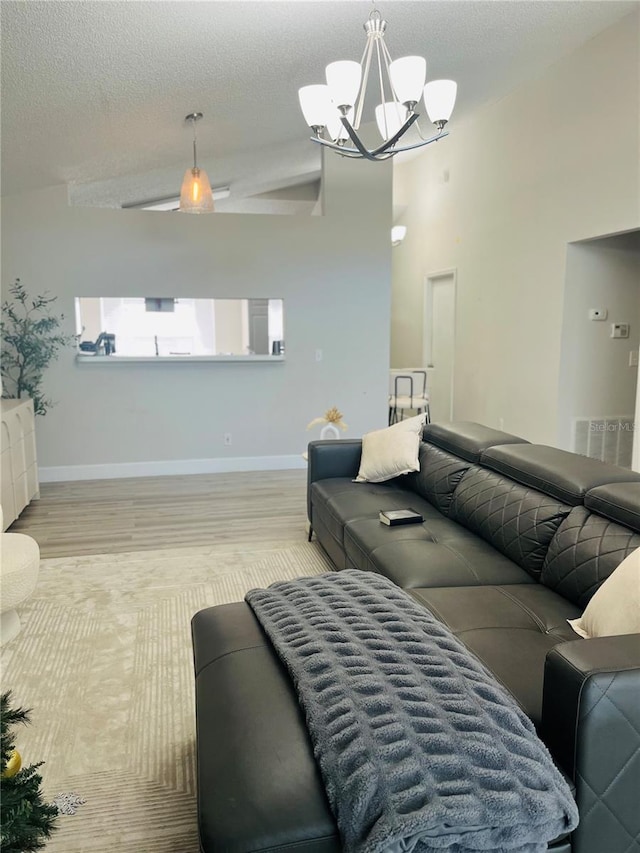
[[1, 0, 637, 206]]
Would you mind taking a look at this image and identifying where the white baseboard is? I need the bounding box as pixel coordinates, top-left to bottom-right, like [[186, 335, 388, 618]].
[[39, 454, 307, 483]]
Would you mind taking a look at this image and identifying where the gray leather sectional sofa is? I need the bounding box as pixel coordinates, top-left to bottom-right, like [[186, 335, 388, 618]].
[[191, 422, 640, 853]]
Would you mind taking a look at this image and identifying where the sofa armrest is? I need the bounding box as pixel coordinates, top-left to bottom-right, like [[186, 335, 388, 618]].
[[307, 440, 362, 522], [541, 635, 640, 853]]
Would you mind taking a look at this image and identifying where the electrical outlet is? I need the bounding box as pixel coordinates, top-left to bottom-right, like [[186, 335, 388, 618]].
[[630, 350, 639, 367], [315, 349, 323, 362], [224, 433, 232, 446]]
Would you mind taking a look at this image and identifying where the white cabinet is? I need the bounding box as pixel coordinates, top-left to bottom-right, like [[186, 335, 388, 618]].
[[1, 399, 39, 530]]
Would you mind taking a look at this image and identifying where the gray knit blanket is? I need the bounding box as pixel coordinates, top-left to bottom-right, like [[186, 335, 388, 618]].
[[245, 570, 579, 853]]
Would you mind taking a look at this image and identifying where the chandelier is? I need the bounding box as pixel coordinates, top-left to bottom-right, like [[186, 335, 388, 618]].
[[298, 10, 457, 161]]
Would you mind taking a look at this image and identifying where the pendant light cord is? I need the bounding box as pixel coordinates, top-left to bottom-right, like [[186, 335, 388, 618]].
[[192, 119, 198, 170]]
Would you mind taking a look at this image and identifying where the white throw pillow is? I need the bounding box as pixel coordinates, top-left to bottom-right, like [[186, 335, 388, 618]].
[[355, 414, 426, 484], [568, 547, 640, 639]]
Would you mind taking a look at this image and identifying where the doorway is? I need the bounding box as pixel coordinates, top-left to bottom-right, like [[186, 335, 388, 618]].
[[248, 298, 269, 355], [556, 231, 640, 468], [423, 270, 457, 422]]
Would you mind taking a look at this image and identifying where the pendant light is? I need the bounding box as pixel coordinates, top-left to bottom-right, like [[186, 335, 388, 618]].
[[179, 112, 214, 213]]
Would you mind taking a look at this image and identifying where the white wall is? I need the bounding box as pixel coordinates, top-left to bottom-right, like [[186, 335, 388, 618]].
[[1, 152, 392, 478], [557, 233, 640, 451], [391, 11, 640, 444]]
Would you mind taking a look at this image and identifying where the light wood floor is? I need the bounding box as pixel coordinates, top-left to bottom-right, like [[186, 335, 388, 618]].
[[9, 469, 309, 558]]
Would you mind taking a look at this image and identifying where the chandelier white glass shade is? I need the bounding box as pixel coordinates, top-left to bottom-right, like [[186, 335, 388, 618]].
[[389, 56, 426, 106], [375, 102, 404, 141], [298, 10, 457, 161], [179, 112, 214, 213], [423, 80, 457, 125], [326, 61, 362, 111]]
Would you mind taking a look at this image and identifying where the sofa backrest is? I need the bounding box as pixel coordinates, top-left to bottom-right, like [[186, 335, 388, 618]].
[[481, 444, 640, 506], [477, 445, 640, 602], [541, 483, 640, 608], [403, 424, 640, 593], [419, 437, 640, 582], [448, 467, 572, 578], [406, 443, 473, 515], [586, 482, 640, 529], [411, 421, 529, 516], [423, 421, 529, 463]]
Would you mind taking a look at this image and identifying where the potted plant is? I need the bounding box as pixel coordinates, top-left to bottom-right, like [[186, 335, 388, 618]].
[[1, 279, 76, 415], [307, 406, 348, 440]]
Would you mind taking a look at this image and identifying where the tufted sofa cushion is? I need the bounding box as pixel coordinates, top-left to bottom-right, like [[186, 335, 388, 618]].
[[405, 444, 473, 515], [541, 506, 640, 609], [449, 468, 572, 578]]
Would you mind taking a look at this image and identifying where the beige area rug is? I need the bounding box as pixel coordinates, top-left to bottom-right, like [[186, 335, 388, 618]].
[[0, 540, 332, 853]]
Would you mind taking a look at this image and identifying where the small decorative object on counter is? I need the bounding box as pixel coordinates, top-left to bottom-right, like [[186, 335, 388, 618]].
[[307, 406, 348, 440], [78, 331, 116, 355]]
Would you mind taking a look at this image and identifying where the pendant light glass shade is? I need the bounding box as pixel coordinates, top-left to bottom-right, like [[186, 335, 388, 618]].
[[325, 60, 362, 110], [180, 166, 214, 213], [298, 85, 333, 129], [375, 102, 406, 141], [179, 112, 214, 214], [423, 80, 458, 125], [389, 56, 427, 106]]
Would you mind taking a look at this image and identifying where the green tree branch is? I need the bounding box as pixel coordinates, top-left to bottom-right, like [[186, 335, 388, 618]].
[[1, 692, 58, 852], [1, 279, 76, 415]]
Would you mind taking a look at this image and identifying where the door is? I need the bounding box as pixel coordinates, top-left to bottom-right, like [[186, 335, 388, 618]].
[[423, 271, 456, 422], [248, 298, 269, 355]]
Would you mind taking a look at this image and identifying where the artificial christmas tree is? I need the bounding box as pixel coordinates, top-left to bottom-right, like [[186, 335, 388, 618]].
[[1, 692, 57, 852]]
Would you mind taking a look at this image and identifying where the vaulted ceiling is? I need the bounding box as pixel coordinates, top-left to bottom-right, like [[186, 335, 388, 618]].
[[1, 0, 636, 207]]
